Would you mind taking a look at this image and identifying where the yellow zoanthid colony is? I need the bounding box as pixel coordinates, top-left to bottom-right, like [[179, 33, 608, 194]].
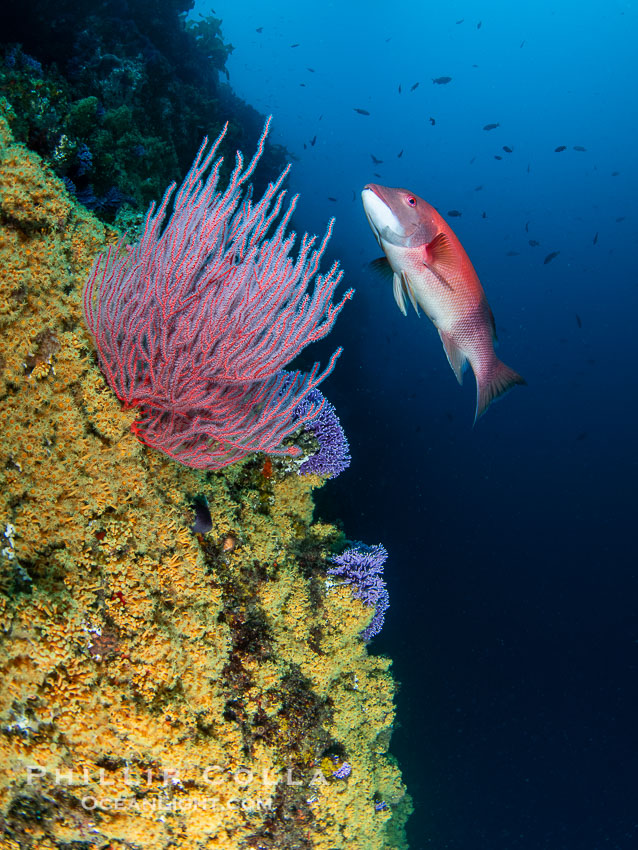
[[0, 113, 411, 849]]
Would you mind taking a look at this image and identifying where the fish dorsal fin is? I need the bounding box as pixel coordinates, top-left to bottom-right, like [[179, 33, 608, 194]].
[[424, 231, 456, 289], [369, 256, 394, 282], [392, 272, 408, 316], [401, 271, 421, 316], [438, 329, 467, 385]]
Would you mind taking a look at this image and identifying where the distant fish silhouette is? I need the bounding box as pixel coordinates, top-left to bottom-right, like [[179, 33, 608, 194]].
[[371, 154, 383, 164], [483, 123, 499, 131], [575, 313, 582, 328], [398, 84, 402, 93], [411, 82, 420, 91], [611, 171, 620, 176], [477, 20, 482, 29], [290, 43, 300, 47], [520, 40, 525, 47], [527, 163, 531, 173], [505, 250, 520, 256], [573, 145, 587, 151], [328, 196, 337, 202], [456, 19, 464, 24], [256, 27, 263, 33], [354, 108, 370, 115], [525, 221, 530, 232], [429, 117, 436, 125], [576, 432, 588, 441], [432, 76, 452, 84], [474, 185, 483, 191], [554, 145, 567, 152], [482, 211, 487, 218], [373, 172, 382, 178], [494, 155, 503, 160], [544, 251, 560, 264], [528, 239, 540, 247], [310, 135, 317, 146], [447, 209, 462, 217], [616, 216, 625, 222], [503, 145, 513, 153], [307, 67, 315, 72], [397, 149, 404, 158], [593, 232, 598, 244]]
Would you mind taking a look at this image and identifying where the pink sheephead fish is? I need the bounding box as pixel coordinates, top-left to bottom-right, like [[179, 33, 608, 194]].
[[362, 183, 525, 421]]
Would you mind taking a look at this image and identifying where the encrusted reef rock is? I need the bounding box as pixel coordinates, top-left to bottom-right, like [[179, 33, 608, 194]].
[[0, 114, 411, 848]]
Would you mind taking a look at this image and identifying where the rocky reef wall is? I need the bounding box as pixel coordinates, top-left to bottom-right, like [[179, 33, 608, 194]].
[[0, 114, 411, 849]]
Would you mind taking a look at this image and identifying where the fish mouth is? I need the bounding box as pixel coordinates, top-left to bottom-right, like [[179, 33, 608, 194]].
[[362, 184, 417, 247], [361, 187, 383, 245]]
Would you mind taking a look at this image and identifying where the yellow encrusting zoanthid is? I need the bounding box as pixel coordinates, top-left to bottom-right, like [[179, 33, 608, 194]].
[[0, 114, 411, 850]]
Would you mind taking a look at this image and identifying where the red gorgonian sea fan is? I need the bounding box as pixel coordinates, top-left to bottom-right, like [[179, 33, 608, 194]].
[[83, 117, 353, 469]]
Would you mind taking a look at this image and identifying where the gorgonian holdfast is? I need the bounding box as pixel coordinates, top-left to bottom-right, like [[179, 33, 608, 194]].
[[83, 117, 353, 469], [327, 543, 390, 640]]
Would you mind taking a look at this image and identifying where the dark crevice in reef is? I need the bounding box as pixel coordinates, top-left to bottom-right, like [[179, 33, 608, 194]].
[[200, 524, 345, 850]]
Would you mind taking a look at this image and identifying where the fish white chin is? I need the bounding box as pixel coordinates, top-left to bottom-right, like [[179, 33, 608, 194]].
[[362, 188, 405, 242]]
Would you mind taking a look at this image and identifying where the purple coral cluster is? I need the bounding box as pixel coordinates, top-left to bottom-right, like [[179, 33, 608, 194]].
[[327, 544, 390, 640], [75, 142, 93, 177], [332, 761, 352, 779], [294, 388, 351, 478]]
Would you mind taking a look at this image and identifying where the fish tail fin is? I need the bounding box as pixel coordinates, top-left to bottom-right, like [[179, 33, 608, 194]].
[[474, 358, 526, 423]]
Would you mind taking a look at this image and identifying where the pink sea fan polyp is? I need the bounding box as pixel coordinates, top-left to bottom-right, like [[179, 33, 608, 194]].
[[83, 118, 353, 469]]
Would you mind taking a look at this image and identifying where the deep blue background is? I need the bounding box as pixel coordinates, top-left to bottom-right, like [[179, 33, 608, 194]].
[[197, 2, 638, 847]]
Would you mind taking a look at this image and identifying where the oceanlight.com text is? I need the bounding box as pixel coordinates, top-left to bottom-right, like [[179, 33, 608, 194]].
[[79, 795, 274, 813]]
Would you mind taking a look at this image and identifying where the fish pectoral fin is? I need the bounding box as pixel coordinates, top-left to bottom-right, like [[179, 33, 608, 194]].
[[401, 271, 420, 316], [369, 256, 394, 282], [424, 232, 455, 289], [438, 330, 467, 385], [392, 272, 408, 316], [423, 260, 454, 289]]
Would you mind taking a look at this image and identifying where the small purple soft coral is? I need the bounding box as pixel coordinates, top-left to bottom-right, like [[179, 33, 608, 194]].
[[332, 762, 352, 779], [327, 543, 390, 640], [294, 388, 351, 478]]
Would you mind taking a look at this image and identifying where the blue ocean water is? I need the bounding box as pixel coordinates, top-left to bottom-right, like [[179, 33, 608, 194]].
[[197, 2, 638, 848]]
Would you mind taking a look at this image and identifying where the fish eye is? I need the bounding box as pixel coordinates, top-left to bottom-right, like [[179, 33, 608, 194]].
[[406, 196, 416, 206]]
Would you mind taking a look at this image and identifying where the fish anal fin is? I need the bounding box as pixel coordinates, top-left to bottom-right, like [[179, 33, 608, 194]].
[[392, 272, 408, 316], [488, 305, 497, 340], [401, 271, 420, 316], [438, 330, 467, 384]]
